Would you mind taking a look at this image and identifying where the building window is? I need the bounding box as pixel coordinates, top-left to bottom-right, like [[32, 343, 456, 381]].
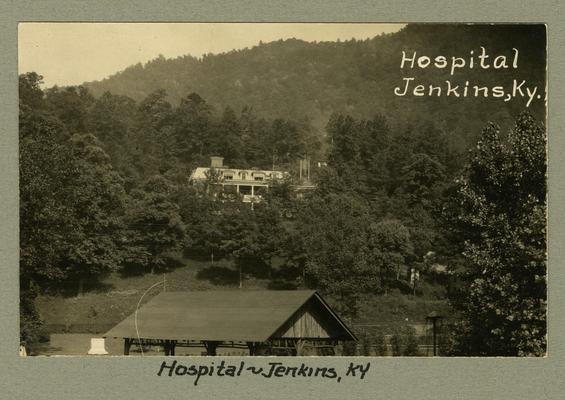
[[239, 185, 252, 195], [254, 176, 264, 181], [224, 174, 233, 180]]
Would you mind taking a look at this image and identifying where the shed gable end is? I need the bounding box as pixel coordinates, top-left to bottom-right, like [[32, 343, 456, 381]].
[[274, 301, 341, 339]]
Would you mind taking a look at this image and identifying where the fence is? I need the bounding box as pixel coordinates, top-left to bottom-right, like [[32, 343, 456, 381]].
[[348, 322, 457, 356]]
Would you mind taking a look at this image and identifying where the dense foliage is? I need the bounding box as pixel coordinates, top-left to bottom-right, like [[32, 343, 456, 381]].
[[444, 112, 546, 356]]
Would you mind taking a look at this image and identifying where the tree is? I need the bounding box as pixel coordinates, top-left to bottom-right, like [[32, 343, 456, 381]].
[[397, 153, 447, 208], [175, 184, 224, 261], [20, 109, 77, 287], [19, 72, 44, 110], [138, 89, 173, 130], [297, 192, 377, 316], [20, 283, 48, 348], [213, 106, 244, 166], [86, 91, 138, 181], [65, 134, 127, 295], [267, 118, 306, 166], [122, 175, 186, 274], [20, 79, 129, 345], [367, 220, 412, 291], [173, 92, 213, 162], [44, 85, 94, 133], [445, 112, 546, 356], [326, 114, 365, 191], [252, 200, 287, 277], [326, 113, 393, 199], [216, 201, 263, 287], [130, 90, 177, 180], [20, 105, 126, 296]]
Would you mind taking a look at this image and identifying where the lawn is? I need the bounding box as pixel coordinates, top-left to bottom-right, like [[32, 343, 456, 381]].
[[36, 257, 271, 334], [34, 257, 455, 355]]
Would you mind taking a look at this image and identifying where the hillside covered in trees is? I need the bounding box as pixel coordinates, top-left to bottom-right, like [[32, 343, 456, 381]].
[[20, 23, 546, 356], [84, 24, 546, 150]]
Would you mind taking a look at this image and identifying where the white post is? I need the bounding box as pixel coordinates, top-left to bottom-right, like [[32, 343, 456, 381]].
[[87, 338, 108, 355]]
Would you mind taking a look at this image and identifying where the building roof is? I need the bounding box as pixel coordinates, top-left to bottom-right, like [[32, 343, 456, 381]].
[[189, 167, 287, 183], [103, 290, 356, 342]]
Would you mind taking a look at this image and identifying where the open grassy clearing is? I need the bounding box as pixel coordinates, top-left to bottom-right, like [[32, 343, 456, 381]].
[[34, 257, 455, 355], [36, 257, 272, 334]]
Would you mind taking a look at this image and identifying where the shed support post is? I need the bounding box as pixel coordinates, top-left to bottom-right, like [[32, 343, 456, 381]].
[[246, 342, 258, 356], [124, 338, 132, 355], [163, 340, 176, 356], [294, 339, 305, 356], [204, 341, 219, 356]]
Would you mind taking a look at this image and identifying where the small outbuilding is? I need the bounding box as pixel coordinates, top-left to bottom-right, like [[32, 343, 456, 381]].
[[104, 290, 357, 356]]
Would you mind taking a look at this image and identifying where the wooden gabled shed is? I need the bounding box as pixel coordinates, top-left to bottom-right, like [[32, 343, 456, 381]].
[[104, 290, 357, 356]]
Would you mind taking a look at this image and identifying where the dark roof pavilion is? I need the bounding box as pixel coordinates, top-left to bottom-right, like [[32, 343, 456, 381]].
[[104, 290, 357, 355]]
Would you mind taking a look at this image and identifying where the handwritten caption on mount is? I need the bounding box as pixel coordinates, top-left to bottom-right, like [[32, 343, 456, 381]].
[[157, 359, 370, 386]]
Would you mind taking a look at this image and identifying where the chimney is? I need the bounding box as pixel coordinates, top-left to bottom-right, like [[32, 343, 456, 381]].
[[210, 156, 224, 168]]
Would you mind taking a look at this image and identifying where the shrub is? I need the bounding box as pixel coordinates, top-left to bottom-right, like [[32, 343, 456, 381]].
[[390, 325, 421, 356], [342, 340, 358, 356], [359, 331, 373, 356], [403, 326, 420, 356], [372, 328, 387, 356]]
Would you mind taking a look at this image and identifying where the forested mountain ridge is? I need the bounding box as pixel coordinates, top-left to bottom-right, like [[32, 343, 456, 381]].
[[83, 24, 546, 149]]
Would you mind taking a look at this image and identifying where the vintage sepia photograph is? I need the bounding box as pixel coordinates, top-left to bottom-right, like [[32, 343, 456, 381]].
[[18, 22, 546, 357]]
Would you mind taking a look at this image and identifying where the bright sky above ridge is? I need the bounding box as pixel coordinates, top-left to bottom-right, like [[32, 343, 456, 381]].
[[19, 23, 405, 87]]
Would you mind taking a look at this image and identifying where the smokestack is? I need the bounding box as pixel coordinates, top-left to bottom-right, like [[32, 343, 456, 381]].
[[210, 156, 224, 168]]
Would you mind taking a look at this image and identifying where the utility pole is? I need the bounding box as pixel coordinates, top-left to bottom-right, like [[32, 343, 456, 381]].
[[426, 311, 442, 356]]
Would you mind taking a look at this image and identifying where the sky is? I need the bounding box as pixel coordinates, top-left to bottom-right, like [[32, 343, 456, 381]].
[[19, 23, 405, 87]]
